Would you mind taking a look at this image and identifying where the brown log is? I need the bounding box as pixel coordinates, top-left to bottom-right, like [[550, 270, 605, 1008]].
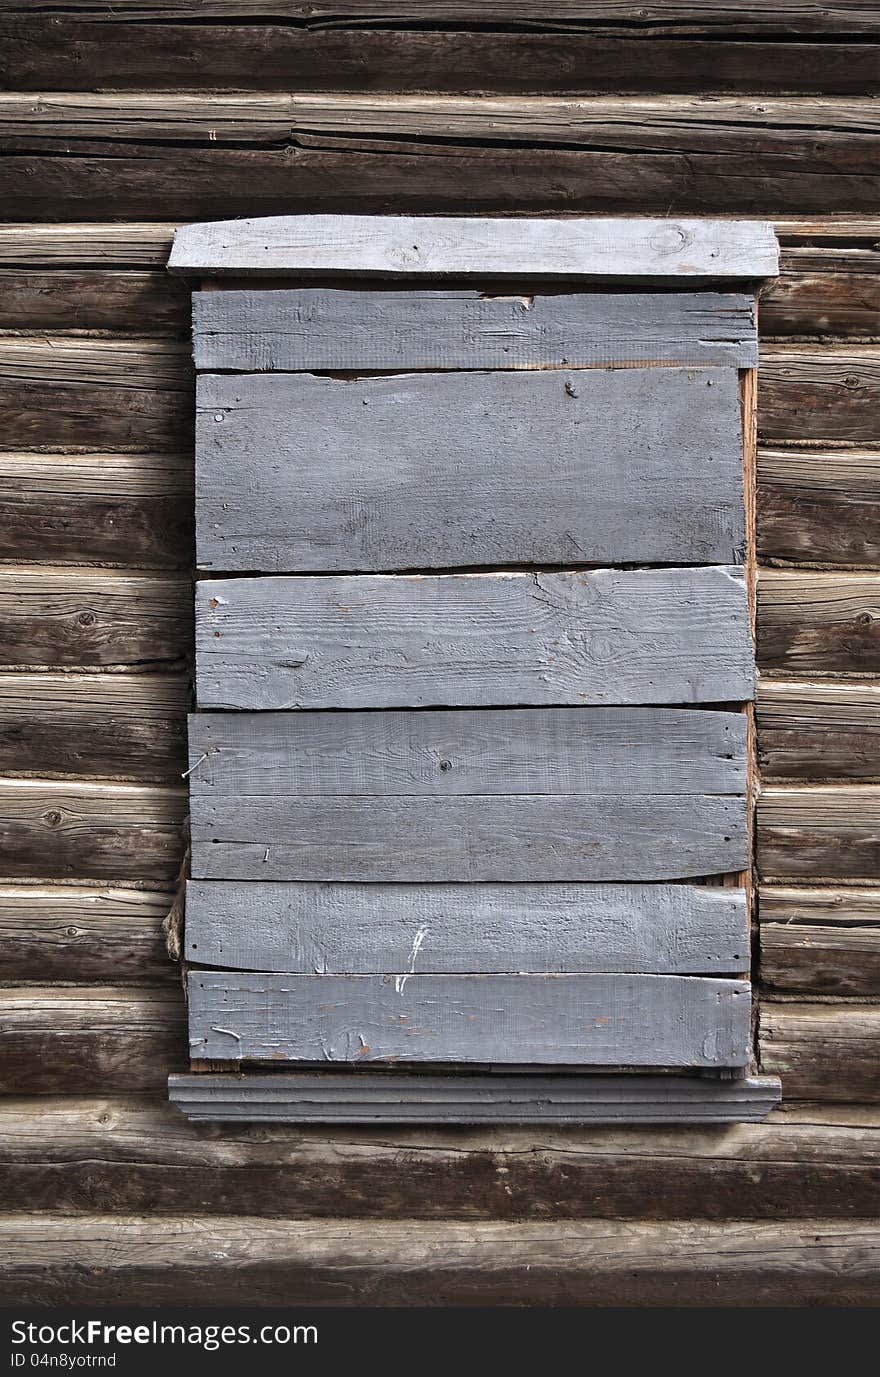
[[758, 784, 880, 882], [757, 571, 880, 675], [760, 1002, 880, 1102], [0, 269, 187, 332], [762, 247, 880, 339], [756, 679, 880, 781], [759, 347, 880, 443], [760, 886, 880, 995], [757, 447, 880, 569], [0, 886, 175, 982]]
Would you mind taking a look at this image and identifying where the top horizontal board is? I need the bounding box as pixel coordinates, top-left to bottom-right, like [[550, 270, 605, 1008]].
[[170, 215, 779, 280]]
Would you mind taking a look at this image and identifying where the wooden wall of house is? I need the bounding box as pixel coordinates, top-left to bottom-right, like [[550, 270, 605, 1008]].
[[0, 1, 878, 1304]]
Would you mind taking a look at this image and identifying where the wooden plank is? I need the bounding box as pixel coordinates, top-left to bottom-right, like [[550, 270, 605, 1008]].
[[5, 1096, 875, 1221], [760, 1002, 880, 1102], [196, 367, 745, 572], [0, 269, 187, 332], [0, 778, 185, 882], [0, 672, 188, 781], [0, 454, 193, 569], [195, 567, 754, 710], [758, 784, 880, 882], [189, 707, 747, 797], [172, 211, 777, 278], [194, 289, 758, 370], [0, 335, 189, 388], [757, 447, 880, 568], [757, 571, 880, 675], [762, 248, 880, 338], [0, 987, 185, 1093], [760, 886, 880, 995], [2, 1214, 878, 1308], [0, 569, 190, 668], [170, 1073, 779, 1125], [187, 971, 752, 1066], [757, 679, 880, 781], [0, 885, 174, 982], [185, 880, 749, 975], [759, 346, 880, 443], [0, 223, 177, 267]]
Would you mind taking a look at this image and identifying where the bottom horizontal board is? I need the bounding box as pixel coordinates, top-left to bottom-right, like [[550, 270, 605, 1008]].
[[169, 1072, 780, 1125], [186, 972, 751, 1068]]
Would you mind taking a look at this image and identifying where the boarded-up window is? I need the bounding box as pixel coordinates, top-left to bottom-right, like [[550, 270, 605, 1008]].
[[169, 216, 781, 1124]]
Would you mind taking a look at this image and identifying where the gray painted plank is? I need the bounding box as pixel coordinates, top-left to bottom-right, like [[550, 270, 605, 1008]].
[[195, 367, 746, 572], [187, 707, 748, 798], [184, 880, 750, 975], [169, 215, 779, 279], [189, 793, 748, 882], [168, 1072, 781, 1125], [195, 567, 754, 709], [193, 289, 758, 371], [185, 972, 752, 1067]]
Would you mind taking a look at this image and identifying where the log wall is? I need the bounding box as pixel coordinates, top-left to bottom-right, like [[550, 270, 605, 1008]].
[[0, 0, 878, 1305]]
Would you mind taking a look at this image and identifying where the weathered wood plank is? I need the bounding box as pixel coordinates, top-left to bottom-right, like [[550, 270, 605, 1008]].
[[756, 679, 880, 781], [196, 567, 754, 710], [760, 886, 880, 995], [2, 1214, 878, 1308], [187, 972, 752, 1066], [0, 335, 189, 388], [0, 672, 188, 781], [759, 347, 880, 442], [0, 886, 174, 982], [185, 880, 749, 975], [760, 1002, 880, 1102], [762, 248, 880, 338], [2, 1096, 876, 1221], [0, 269, 187, 332], [189, 707, 747, 798], [0, 987, 185, 1093], [0, 224, 178, 267], [0, 569, 190, 668], [0, 454, 192, 569], [758, 784, 880, 882], [170, 1072, 779, 1124], [196, 367, 745, 572], [0, 778, 185, 882], [194, 289, 757, 370], [757, 572, 880, 675], [757, 447, 880, 568]]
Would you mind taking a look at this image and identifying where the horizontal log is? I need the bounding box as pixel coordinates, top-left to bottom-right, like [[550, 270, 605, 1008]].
[[756, 447, 880, 568], [186, 880, 749, 975], [0, 672, 188, 781], [196, 567, 754, 710], [763, 248, 880, 338], [756, 679, 880, 780], [0, 335, 188, 388], [1, 1214, 877, 1307], [0, 778, 185, 882], [757, 571, 880, 676], [0, 453, 193, 568], [197, 366, 745, 572], [0, 269, 187, 332], [760, 1002, 880, 1101], [759, 346, 880, 442], [760, 886, 880, 995], [0, 1096, 876, 1220], [187, 971, 752, 1067], [0, 568, 190, 668], [0, 885, 174, 982], [0, 223, 177, 267], [758, 784, 880, 882], [773, 217, 880, 243], [0, 986, 185, 1093]]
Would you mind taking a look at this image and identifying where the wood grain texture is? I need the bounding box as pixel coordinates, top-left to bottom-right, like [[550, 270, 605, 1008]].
[[760, 1002, 880, 1101], [195, 567, 754, 710], [757, 448, 880, 569], [763, 248, 880, 338], [0, 453, 193, 569], [0, 569, 190, 668], [187, 971, 752, 1067], [185, 880, 749, 975], [194, 289, 758, 369], [758, 785, 880, 882], [760, 887, 880, 995], [757, 679, 880, 781], [0, 778, 185, 882], [0, 269, 187, 332], [757, 571, 880, 675], [0, 223, 177, 267], [170, 1073, 779, 1124], [196, 367, 746, 572], [0, 885, 174, 982], [2, 1213, 878, 1307], [0, 1097, 875, 1221], [0, 672, 188, 782], [759, 347, 880, 442]]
